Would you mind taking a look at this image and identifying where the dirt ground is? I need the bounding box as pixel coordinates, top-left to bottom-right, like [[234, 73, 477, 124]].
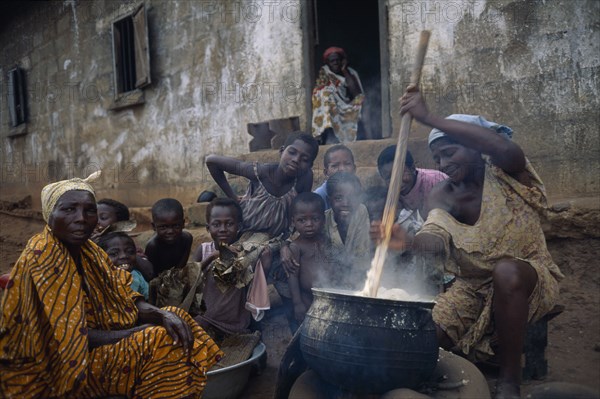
[[0, 212, 598, 398]]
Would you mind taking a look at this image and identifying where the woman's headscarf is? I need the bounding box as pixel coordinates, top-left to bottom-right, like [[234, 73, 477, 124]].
[[323, 46, 346, 63], [41, 171, 101, 222], [428, 114, 513, 147]]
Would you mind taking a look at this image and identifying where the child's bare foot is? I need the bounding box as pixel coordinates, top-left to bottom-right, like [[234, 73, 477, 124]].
[[495, 380, 521, 399]]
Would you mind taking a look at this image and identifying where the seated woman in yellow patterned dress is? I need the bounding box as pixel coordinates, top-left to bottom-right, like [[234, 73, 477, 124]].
[[0, 173, 222, 399], [373, 86, 563, 399]]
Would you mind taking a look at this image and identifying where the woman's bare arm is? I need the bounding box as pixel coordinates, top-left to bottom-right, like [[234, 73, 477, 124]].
[[287, 243, 308, 321], [205, 155, 257, 200], [295, 169, 314, 194], [400, 86, 526, 175], [135, 299, 193, 355], [341, 59, 362, 98], [88, 324, 151, 350]]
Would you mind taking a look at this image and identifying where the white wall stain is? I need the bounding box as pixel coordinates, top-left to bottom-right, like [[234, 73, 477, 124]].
[[179, 71, 190, 97], [108, 132, 127, 153], [5, 0, 595, 205], [93, 106, 107, 117], [132, 144, 155, 165], [388, 0, 599, 198]]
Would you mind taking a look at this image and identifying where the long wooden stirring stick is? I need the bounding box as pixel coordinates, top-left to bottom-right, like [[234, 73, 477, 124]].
[[363, 30, 431, 298]]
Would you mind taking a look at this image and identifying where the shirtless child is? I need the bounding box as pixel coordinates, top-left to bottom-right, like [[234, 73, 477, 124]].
[[145, 198, 193, 276], [288, 192, 343, 326]]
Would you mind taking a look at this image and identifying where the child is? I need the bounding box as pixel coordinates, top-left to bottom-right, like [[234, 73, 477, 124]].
[[288, 192, 345, 326], [362, 185, 388, 222], [206, 132, 318, 237], [92, 198, 154, 281], [362, 185, 423, 241], [97, 231, 149, 299], [192, 198, 256, 339], [313, 144, 357, 209], [325, 171, 371, 284], [95, 198, 130, 233], [377, 146, 447, 219], [145, 198, 193, 276], [206, 132, 319, 298]]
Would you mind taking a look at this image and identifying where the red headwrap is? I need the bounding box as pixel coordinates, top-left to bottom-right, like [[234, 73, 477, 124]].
[[323, 47, 346, 63]]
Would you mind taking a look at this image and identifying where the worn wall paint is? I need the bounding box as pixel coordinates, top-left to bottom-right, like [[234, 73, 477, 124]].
[[1, 0, 598, 208], [387, 0, 599, 201], [0, 0, 305, 206]]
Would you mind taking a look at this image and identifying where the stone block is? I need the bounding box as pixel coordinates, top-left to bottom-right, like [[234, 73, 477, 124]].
[[312, 166, 383, 192], [57, 13, 71, 34], [129, 206, 153, 228], [187, 203, 209, 226], [53, 34, 72, 59], [356, 166, 384, 189], [248, 121, 274, 152], [132, 230, 154, 250], [33, 30, 44, 48], [239, 149, 280, 163], [269, 116, 301, 149], [45, 63, 59, 81]]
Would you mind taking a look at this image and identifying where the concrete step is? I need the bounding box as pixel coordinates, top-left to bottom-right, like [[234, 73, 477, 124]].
[[130, 202, 211, 230], [132, 227, 212, 256], [239, 137, 436, 171], [237, 137, 436, 191]]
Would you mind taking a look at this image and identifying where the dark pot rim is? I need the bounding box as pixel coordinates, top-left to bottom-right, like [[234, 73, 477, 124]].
[[311, 288, 436, 309]]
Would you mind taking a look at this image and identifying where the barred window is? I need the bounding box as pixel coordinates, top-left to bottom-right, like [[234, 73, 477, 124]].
[[111, 4, 150, 96], [7, 67, 27, 127]]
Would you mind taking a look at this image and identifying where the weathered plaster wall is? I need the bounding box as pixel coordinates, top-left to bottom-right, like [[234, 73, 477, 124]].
[[387, 0, 599, 201], [0, 0, 305, 206], [2, 0, 598, 208]]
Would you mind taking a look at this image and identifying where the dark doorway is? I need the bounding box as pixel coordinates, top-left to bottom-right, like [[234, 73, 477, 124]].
[[308, 0, 383, 140]]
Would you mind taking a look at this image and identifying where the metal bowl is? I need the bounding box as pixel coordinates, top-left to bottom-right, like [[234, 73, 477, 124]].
[[203, 342, 266, 399]]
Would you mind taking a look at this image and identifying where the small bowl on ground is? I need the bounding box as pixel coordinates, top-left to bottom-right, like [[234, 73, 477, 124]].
[[203, 342, 266, 399]]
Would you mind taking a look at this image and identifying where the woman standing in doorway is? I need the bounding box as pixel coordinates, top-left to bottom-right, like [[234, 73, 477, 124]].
[[311, 47, 365, 143]]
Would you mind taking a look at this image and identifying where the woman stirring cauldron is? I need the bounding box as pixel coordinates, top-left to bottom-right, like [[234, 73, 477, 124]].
[[0, 173, 222, 398], [372, 85, 564, 399]]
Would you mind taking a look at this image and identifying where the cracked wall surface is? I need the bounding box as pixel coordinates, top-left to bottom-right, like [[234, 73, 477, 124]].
[[1, 0, 598, 207]]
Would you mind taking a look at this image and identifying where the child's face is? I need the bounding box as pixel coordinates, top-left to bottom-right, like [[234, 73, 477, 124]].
[[379, 162, 416, 194], [379, 162, 393, 185], [325, 150, 356, 177], [365, 198, 386, 221], [96, 204, 118, 231], [152, 211, 184, 243], [329, 182, 361, 226], [104, 236, 137, 272], [207, 205, 240, 245], [292, 202, 324, 239], [279, 139, 314, 177]]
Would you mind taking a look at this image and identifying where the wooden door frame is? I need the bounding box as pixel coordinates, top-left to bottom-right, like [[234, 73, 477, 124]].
[[301, 0, 391, 138], [378, 0, 391, 138]]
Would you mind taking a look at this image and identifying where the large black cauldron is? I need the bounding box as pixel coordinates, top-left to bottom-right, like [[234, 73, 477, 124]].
[[299, 288, 438, 394]]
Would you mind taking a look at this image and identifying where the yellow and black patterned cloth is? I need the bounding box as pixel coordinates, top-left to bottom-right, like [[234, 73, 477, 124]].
[[0, 226, 222, 399], [421, 160, 564, 361]]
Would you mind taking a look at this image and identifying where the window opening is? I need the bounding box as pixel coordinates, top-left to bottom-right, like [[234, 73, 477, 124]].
[[7, 67, 27, 127], [112, 4, 150, 96]]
